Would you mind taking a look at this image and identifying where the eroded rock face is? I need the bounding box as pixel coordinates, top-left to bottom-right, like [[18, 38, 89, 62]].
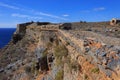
[[12, 33, 24, 44], [38, 56, 49, 71], [34, 47, 49, 71]]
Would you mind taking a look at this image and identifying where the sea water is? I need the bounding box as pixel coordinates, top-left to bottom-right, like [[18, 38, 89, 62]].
[[0, 28, 16, 48]]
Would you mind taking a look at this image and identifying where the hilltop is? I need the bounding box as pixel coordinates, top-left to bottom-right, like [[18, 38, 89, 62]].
[[0, 21, 120, 80]]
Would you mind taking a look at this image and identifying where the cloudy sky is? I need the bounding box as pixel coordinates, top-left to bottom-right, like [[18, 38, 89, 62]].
[[0, 0, 120, 28]]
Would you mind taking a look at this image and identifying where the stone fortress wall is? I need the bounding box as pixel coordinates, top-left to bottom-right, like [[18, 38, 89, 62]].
[[11, 22, 120, 79]]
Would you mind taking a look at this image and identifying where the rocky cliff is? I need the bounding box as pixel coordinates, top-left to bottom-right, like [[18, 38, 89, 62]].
[[0, 22, 120, 80]]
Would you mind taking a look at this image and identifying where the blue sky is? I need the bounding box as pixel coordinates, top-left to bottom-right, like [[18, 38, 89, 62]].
[[0, 0, 120, 28]]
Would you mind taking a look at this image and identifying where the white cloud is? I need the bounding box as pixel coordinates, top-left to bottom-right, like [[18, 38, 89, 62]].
[[0, 2, 20, 9], [62, 14, 69, 17], [80, 7, 105, 13], [11, 13, 42, 20], [36, 12, 68, 20], [94, 7, 105, 11], [0, 2, 68, 21]]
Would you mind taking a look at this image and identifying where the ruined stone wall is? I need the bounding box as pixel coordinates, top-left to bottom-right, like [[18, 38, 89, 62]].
[[16, 22, 33, 33], [67, 30, 120, 47], [57, 30, 120, 79], [110, 19, 120, 25], [38, 24, 59, 30]]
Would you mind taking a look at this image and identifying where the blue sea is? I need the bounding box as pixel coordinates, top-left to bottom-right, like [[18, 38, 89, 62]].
[[0, 28, 16, 49]]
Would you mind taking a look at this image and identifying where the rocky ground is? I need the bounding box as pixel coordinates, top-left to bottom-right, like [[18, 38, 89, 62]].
[[0, 22, 120, 80]]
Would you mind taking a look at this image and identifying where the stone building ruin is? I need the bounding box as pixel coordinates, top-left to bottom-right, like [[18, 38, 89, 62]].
[[110, 18, 120, 25]]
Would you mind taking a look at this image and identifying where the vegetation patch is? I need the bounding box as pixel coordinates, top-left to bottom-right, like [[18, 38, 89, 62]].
[[42, 49, 48, 57], [55, 70, 64, 80], [24, 61, 39, 75], [24, 66, 31, 73], [66, 41, 70, 45], [83, 73, 89, 80], [54, 44, 68, 67], [31, 61, 37, 74], [55, 58, 63, 67], [54, 44, 68, 59], [91, 67, 99, 74], [47, 42, 53, 49], [65, 56, 80, 72], [71, 62, 80, 71], [67, 60, 80, 71]]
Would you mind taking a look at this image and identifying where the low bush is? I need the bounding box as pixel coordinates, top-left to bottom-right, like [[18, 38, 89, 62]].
[[55, 58, 63, 67], [31, 61, 36, 73], [42, 49, 48, 57], [24, 66, 31, 73], [83, 74, 88, 80], [65, 56, 80, 72], [68, 61, 80, 71], [54, 44, 68, 59], [91, 67, 99, 74], [47, 42, 53, 49], [55, 70, 64, 80]]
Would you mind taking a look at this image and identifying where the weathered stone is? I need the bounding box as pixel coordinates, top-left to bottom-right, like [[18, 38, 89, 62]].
[[102, 58, 107, 65], [110, 18, 120, 25], [6, 64, 12, 70], [107, 59, 119, 70], [0, 68, 4, 73], [12, 33, 23, 44], [101, 52, 107, 57], [38, 56, 49, 71], [60, 23, 72, 30], [84, 47, 90, 52], [105, 70, 112, 77]]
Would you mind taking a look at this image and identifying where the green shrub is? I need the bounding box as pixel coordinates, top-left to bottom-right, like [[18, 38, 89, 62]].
[[68, 61, 80, 71], [47, 42, 53, 48], [83, 74, 88, 80], [71, 62, 80, 71], [55, 70, 64, 80], [42, 49, 48, 57], [24, 66, 31, 73], [31, 61, 36, 73], [65, 56, 80, 71], [66, 41, 70, 45], [91, 68, 99, 74], [54, 44, 68, 59], [55, 58, 63, 67]]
